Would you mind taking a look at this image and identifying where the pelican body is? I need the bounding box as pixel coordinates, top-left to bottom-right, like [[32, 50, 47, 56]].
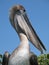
[[8, 5, 46, 65]]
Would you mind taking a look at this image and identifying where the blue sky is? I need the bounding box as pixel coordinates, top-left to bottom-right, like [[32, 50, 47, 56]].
[[0, 0, 49, 55]]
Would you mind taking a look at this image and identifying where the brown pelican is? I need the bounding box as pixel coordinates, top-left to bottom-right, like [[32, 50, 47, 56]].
[[8, 5, 46, 65]]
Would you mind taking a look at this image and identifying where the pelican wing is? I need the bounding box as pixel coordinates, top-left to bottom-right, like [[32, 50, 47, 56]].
[[29, 52, 38, 65]]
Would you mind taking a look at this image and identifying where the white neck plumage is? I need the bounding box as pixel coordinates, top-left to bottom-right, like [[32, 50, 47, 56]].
[[19, 33, 30, 50]]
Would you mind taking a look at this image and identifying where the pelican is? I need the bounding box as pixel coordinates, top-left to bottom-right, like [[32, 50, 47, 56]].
[[8, 5, 46, 65]]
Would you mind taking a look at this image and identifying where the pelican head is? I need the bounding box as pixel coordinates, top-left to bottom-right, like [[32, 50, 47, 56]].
[[9, 5, 26, 35], [9, 5, 46, 53]]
